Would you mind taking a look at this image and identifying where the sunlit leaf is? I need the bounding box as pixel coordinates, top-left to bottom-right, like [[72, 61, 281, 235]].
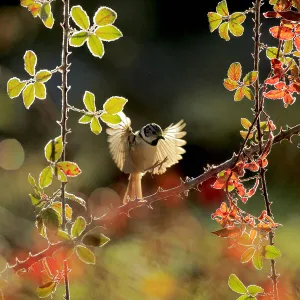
[[241, 247, 255, 263], [71, 5, 90, 30], [264, 245, 281, 259], [57, 161, 82, 177], [44, 136, 63, 163], [37, 281, 56, 298], [36, 216, 47, 238], [79, 115, 93, 124], [212, 227, 241, 238], [52, 166, 68, 182], [228, 274, 247, 294], [87, 34, 104, 58], [30, 193, 42, 207], [234, 86, 244, 101], [294, 36, 300, 51], [94, 25, 123, 41], [219, 21, 230, 41], [240, 131, 253, 139], [236, 295, 254, 300], [24, 50, 37, 76], [227, 62, 242, 81], [103, 96, 127, 114], [39, 166, 53, 188], [283, 39, 293, 53], [269, 26, 294, 40], [22, 83, 35, 109], [69, 31, 89, 47], [243, 71, 258, 85], [229, 13, 245, 37], [83, 91, 96, 112], [264, 89, 285, 99], [247, 285, 264, 296], [82, 231, 110, 247], [100, 112, 122, 124], [243, 86, 254, 100], [35, 70, 52, 82], [40, 3, 54, 29], [28, 173, 36, 187], [223, 78, 239, 91], [65, 192, 86, 209], [94, 7, 117, 26], [21, 0, 34, 7], [51, 201, 72, 221], [90, 117, 102, 135], [41, 208, 60, 231], [252, 249, 263, 270], [71, 216, 86, 238], [34, 82, 46, 99], [207, 12, 222, 32], [241, 118, 251, 129], [76, 245, 95, 264], [7, 77, 27, 98], [57, 229, 71, 241], [266, 47, 283, 61], [216, 0, 229, 17]]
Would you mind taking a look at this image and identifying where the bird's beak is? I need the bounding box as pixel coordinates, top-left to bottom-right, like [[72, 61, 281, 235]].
[[158, 135, 165, 140]]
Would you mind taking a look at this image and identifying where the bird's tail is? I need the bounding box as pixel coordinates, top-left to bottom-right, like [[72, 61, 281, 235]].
[[123, 172, 143, 204]]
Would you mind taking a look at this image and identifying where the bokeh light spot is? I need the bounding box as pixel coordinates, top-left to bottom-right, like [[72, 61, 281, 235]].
[[0, 139, 25, 170]]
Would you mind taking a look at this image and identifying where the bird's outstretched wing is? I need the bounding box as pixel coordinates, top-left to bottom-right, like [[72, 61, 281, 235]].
[[152, 120, 186, 175], [106, 112, 134, 174]]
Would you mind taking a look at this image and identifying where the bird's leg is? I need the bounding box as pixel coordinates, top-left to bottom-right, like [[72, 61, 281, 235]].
[[146, 157, 168, 175]]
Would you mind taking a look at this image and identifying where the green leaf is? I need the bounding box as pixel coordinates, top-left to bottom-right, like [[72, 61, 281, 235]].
[[216, 0, 229, 17], [219, 21, 230, 41], [247, 285, 264, 296], [229, 12, 246, 37], [243, 86, 254, 100], [52, 165, 68, 182], [94, 25, 122, 41], [243, 71, 258, 85], [266, 47, 283, 61], [228, 274, 247, 294], [40, 208, 60, 231], [7, 77, 27, 98], [35, 70, 52, 82], [28, 173, 36, 187], [51, 201, 72, 221], [252, 249, 263, 270], [44, 136, 63, 163], [30, 193, 42, 207], [34, 82, 46, 99], [237, 295, 255, 300], [207, 12, 222, 33], [57, 229, 71, 241], [71, 216, 86, 238], [82, 232, 110, 247], [264, 245, 281, 259], [40, 3, 54, 29], [283, 39, 293, 54], [39, 166, 53, 188], [71, 5, 90, 30], [65, 192, 86, 209], [241, 247, 255, 263], [103, 96, 127, 114], [57, 161, 82, 177], [87, 34, 104, 58], [94, 7, 117, 26], [83, 91, 96, 112], [90, 117, 102, 135], [37, 281, 56, 298], [79, 115, 93, 124], [100, 112, 121, 124], [76, 245, 95, 264], [24, 50, 37, 76], [69, 31, 89, 47], [22, 83, 35, 109]]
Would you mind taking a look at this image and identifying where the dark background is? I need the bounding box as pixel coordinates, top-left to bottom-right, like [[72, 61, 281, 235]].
[[0, 0, 299, 299]]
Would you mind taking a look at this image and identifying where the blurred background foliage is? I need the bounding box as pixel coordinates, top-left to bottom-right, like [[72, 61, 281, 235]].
[[0, 0, 299, 299]]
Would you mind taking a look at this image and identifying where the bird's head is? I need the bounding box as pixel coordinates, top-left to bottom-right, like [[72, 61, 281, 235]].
[[140, 123, 164, 146]]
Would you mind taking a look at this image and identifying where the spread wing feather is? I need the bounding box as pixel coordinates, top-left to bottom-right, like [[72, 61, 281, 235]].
[[106, 113, 134, 174], [152, 120, 186, 175]]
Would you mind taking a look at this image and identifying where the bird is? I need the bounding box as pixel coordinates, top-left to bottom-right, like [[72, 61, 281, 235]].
[[106, 112, 186, 204]]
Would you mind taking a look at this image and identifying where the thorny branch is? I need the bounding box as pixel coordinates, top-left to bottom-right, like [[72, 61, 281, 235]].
[[1, 123, 299, 278]]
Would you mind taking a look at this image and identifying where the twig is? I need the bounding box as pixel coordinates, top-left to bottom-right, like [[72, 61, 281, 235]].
[[60, 0, 71, 299]]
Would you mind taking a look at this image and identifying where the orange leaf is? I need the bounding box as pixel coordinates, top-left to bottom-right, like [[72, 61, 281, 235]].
[[223, 78, 239, 90], [269, 26, 295, 40], [212, 227, 241, 238], [294, 36, 300, 51], [234, 86, 244, 101], [57, 161, 82, 177], [263, 89, 285, 99], [283, 93, 295, 106], [227, 62, 242, 81]]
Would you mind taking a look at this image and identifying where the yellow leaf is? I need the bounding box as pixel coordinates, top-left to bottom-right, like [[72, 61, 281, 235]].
[[24, 50, 37, 76], [93, 7, 117, 26], [219, 21, 230, 41], [7, 77, 27, 98], [34, 82, 46, 99], [94, 25, 123, 41], [234, 86, 244, 101], [87, 35, 104, 58], [22, 83, 35, 109], [207, 12, 222, 32], [71, 5, 90, 30], [241, 118, 251, 129], [216, 0, 229, 17], [69, 31, 89, 47], [227, 62, 242, 81]]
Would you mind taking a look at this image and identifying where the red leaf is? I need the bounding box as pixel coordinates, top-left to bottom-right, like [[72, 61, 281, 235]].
[[261, 132, 274, 159], [244, 161, 259, 172], [265, 75, 280, 85], [295, 24, 300, 34], [258, 210, 267, 220], [247, 178, 260, 197], [264, 89, 285, 99], [263, 11, 281, 18], [294, 36, 300, 51], [271, 58, 282, 72], [212, 227, 241, 238], [235, 182, 246, 197], [283, 93, 295, 105], [269, 26, 295, 40], [277, 10, 300, 21], [274, 81, 287, 90]]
